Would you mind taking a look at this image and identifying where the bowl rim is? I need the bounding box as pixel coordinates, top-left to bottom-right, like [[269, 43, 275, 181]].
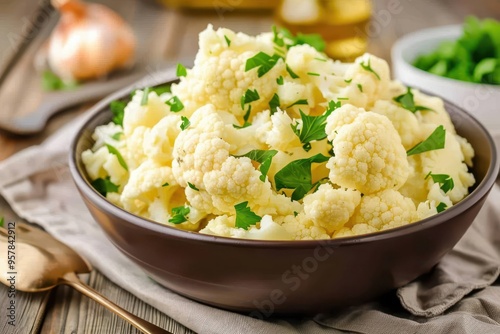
[[391, 24, 500, 90], [69, 70, 500, 249]]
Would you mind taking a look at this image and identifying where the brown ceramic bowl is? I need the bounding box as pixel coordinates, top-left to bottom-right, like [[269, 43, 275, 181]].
[[69, 72, 499, 315]]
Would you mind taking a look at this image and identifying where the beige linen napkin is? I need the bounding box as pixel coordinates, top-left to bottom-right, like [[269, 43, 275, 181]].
[[1, 112, 499, 333]]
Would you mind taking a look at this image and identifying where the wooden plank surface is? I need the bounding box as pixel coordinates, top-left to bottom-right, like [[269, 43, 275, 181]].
[[0, 0, 498, 333]]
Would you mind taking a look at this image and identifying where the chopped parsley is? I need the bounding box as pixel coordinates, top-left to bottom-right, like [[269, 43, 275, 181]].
[[360, 57, 381, 80], [273, 26, 326, 52], [274, 153, 330, 200], [241, 89, 260, 109], [314, 57, 327, 62], [286, 64, 300, 79], [393, 88, 433, 113], [140, 87, 150, 106], [165, 96, 184, 112], [176, 63, 187, 77], [162, 182, 170, 187], [287, 99, 308, 109], [407, 125, 446, 156], [187, 182, 199, 191], [425, 172, 455, 193], [436, 202, 448, 213], [291, 100, 341, 151], [106, 144, 128, 171], [150, 84, 172, 95], [337, 97, 349, 101], [41, 70, 78, 91], [91, 177, 119, 196], [277, 76, 284, 85], [111, 132, 123, 140], [237, 149, 278, 181], [245, 52, 282, 77], [110, 100, 126, 126], [224, 35, 231, 46], [180, 116, 190, 130], [269, 93, 281, 114], [357, 83, 363, 92], [307, 72, 320, 76], [234, 201, 262, 230], [344, 78, 353, 83], [169, 206, 190, 224]]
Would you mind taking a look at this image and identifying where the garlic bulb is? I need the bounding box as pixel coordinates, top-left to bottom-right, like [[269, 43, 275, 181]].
[[47, 0, 136, 81]]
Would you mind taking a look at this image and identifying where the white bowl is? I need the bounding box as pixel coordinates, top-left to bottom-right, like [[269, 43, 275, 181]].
[[392, 25, 500, 143]]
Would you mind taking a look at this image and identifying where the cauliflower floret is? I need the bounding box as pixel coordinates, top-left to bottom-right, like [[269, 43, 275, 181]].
[[91, 122, 124, 151], [326, 109, 410, 194], [303, 184, 361, 234], [123, 126, 148, 170], [200, 215, 293, 240], [372, 100, 423, 150], [122, 90, 169, 136], [325, 103, 365, 142], [81, 146, 128, 186], [351, 189, 418, 230], [333, 223, 378, 238], [263, 108, 301, 151], [172, 104, 230, 187], [143, 114, 182, 165], [340, 54, 391, 109], [280, 214, 330, 240], [120, 160, 178, 215], [171, 25, 284, 118]]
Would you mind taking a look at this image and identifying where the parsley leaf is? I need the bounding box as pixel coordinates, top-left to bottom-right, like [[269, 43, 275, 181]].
[[286, 64, 299, 79], [176, 63, 187, 77], [407, 125, 446, 156], [166, 96, 184, 112], [287, 99, 308, 108], [277, 76, 284, 85], [393, 87, 433, 113], [91, 176, 119, 196], [224, 35, 231, 46], [41, 70, 78, 91], [180, 116, 190, 130], [106, 144, 128, 171], [307, 72, 320, 76], [237, 149, 278, 181], [360, 57, 381, 80], [162, 182, 170, 187], [110, 100, 126, 126], [274, 153, 329, 200], [269, 93, 280, 114], [141, 87, 150, 106], [436, 202, 447, 213], [111, 132, 123, 140], [241, 89, 260, 109], [245, 52, 282, 77], [276, 27, 326, 52], [234, 201, 262, 230], [169, 206, 190, 224], [187, 182, 199, 191], [357, 83, 363, 92], [425, 172, 455, 193], [150, 84, 171, 95], [291, 100, 341, 151]]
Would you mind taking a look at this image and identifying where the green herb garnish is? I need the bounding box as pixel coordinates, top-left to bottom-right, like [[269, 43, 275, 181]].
[[176, 63, 187, 77], [140, 87, 150, 106], [180, 116, 190, 130], [91, 177, 119, 196], [360, 57, 381, 80], [425, 172, 455, 193], [187, 182, 199, 191], [169, 206, 190, 224], [277, 76, 284, 85], [162, 182, 170, 187], [436, 202, 448, 213], [238, 149, 278, 181], [224, 35, 231, 46], [106, 144, 128, 171], [166, 96, 184, 112], [111, 132, 123, 140], [41, 70, 78, 91], [234, 201, 262, 230], [307, 72, 320, 76], [393, 87, 433, 113], [357, 83, 363, 92], [0, 217, 4, 228], [241, 89, 260, 109], [274, 153, 330, 200], [110, 100, 126, 126], [276, 27, 326, 52], [286, 64, 300, 79], [407, 125, 446, 156], [269, 93, 281, 115], [287, 99, 308, 109], [245, 52, 282, 77]]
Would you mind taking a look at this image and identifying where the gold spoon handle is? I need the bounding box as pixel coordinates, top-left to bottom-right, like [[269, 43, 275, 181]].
[[60, 272, 173, 334]]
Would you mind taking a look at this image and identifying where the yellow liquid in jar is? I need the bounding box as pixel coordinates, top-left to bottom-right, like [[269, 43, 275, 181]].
[[275, 0, 372, 61]]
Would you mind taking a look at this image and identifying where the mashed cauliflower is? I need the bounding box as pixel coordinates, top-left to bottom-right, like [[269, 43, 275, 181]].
[[82, 25, 475, 241]]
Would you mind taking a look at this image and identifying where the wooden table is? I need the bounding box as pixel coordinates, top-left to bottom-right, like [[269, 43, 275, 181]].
[[0, 1, 498, 333]]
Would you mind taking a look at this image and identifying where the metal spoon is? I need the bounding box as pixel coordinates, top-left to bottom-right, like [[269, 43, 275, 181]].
[[0, 222, 172, 334]]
